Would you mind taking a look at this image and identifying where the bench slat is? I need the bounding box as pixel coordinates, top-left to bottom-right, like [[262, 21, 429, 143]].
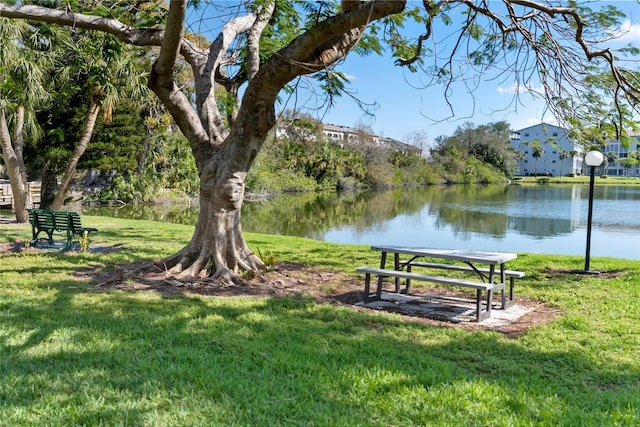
[[408, 261, 525, 278], [356, 267, 501, 291], [69, 212, 98, 235]]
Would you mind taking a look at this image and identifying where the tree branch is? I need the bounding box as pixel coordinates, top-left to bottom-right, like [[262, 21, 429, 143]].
[[246, 1, 276, 81], [0, 4, 162, 46], [397, 0, 441, 67], [196, 13, 257, 140], [154, 1, 185, 85], [147, 2, 209, 165], [0, 3, 206, 68]]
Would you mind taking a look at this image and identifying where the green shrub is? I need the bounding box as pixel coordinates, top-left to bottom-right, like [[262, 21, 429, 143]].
[[246, 168, 318, 194], [99, 173, 160, 202], [365, 164, 395, 188]]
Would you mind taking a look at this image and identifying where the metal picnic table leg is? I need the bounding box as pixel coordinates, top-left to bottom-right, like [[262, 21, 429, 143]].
[[375, 251, 387, 300], [498, 264, 506, 308], [363, 272, 373, 302], [394, 252, 403, 293], [475, 288, 494, 322], [503, 263, 516, 309]]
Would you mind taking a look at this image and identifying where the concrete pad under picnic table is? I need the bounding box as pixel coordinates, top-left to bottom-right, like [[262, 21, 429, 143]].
[[358, 292, 533, 326]]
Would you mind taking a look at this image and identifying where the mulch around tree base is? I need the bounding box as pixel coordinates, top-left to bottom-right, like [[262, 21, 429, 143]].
[[2, 242, 562, 338], [77, 258, 563, 338]]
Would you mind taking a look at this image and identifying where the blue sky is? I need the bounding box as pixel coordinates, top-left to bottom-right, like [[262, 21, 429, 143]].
[[296, 1, 640, 144]]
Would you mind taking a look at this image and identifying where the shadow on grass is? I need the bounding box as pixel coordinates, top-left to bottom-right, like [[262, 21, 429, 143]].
[[1, 270, 638, 425]]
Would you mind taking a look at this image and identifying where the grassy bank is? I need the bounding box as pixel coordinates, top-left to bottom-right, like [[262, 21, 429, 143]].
[[513, 175, 640, 185], [1, 217, 639, 425]]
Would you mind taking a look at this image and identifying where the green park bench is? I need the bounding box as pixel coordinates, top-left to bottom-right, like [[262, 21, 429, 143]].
[[27, 209, 98, 250]]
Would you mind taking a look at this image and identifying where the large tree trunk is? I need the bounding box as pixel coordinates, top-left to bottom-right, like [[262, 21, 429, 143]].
[[50, 97, 100, 210], [159, 113, 270, 279], [38, 160, 58, 210], [161, 142, 263, 281], [0, 107, 32, 223]]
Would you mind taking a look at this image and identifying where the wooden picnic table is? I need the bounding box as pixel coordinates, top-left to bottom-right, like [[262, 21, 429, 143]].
[[357, 246, 522, 322]]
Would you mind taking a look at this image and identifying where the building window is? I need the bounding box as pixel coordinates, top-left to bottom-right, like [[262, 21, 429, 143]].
[[552, 151, 557, 154], [524, 160, 528, 163], [524, 133, 530, 136], [552, 160, 556, 163], [553, 132, 558, 136]]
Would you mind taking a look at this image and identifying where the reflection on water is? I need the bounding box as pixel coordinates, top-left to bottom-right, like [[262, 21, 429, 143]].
[[80, 184, 640, 259]]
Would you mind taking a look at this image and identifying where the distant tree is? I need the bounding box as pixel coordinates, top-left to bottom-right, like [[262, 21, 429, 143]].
[[557, 148, 568, 177], [352, 122, 389, 166], [618, 151, 640, 176], [46, 30, 148, 209], [530, 141, 545, 176], [404, 130, 429, 158], [277, 110, 324, 146], [83, 102, 147, 173], [431, 121, 518, 176], [551, 143, 572, 177], [0, 18, 60, 222]]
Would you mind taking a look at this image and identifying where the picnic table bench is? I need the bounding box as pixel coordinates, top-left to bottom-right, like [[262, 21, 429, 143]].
[[28, 209, 98, 250], [357, 246, 524, 322]]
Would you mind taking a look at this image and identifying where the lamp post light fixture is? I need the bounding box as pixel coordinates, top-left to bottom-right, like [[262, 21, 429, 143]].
[[575, 150, 604, 274]]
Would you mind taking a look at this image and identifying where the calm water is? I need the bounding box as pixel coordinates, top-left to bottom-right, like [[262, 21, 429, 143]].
[[76, 184, 640, 260], [317, 185, 640, 260]]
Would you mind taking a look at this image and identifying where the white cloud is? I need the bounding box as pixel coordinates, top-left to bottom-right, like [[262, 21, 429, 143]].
[[607, 19, 640, 45], [497, 82, 543, 95], [524, 116, 542, 126]]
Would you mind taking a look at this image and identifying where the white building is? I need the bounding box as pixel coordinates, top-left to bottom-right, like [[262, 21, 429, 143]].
[[322, 123, 420, 155], [604, 133, 640, 177], [276, 121, 420, 155], [510, 123, 584, 176]]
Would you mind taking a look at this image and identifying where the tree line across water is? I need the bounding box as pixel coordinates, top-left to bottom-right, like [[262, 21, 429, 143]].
[[2, 95, 521, 206]]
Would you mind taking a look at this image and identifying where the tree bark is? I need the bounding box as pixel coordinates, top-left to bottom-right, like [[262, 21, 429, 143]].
[[39, 160, 58, 210], [0, 107, 32, 223], [160, 136, 263, 281], [50, 97, 101, 210]]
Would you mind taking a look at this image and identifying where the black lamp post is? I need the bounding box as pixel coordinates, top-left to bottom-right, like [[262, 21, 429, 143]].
[[575, 150, 604, 274]]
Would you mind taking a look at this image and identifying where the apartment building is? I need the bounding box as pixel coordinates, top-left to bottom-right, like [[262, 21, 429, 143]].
[[322, 124, 420, 155], [604, 133, 640, 177], [276, 121, 420, 155], [510, 123, 584, 176]]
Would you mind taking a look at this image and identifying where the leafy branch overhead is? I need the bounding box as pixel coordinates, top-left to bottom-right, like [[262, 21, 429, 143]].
[[389, 0, 639, 138]]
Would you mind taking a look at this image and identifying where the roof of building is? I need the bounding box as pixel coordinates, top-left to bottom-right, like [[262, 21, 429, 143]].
[[513, 122, 567, 133]]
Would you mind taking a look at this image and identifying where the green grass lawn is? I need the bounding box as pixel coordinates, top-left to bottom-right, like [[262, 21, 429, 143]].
[[1, 217, 639, 426], [513, 175, 640, 185]]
